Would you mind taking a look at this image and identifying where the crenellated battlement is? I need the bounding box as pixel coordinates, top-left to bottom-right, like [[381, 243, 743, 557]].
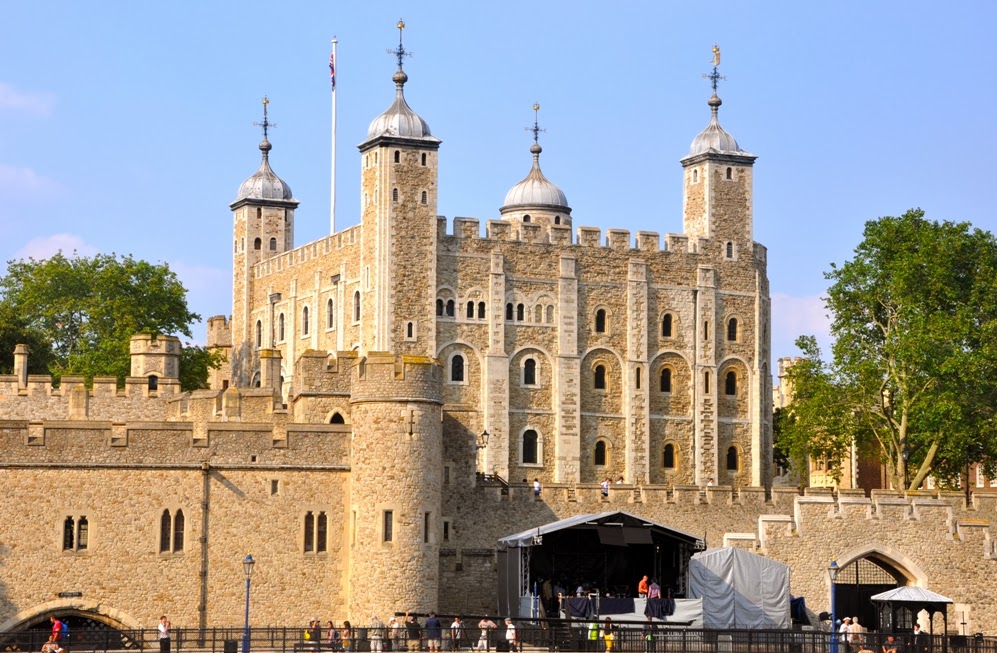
[[206, 315, 232, 347], [253, 224, 361, 280], [350, 352, 443, 405], [437, 215, 769, 260]]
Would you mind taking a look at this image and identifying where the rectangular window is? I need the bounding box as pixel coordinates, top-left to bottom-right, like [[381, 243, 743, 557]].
[[443, 519, 451, 543], [270, 479, 280, 495], [423, 512, 431, 544], [173, 510, 185, 552], [351, 510, 357, 546], [383, 510, 394, 542], [443, 465, 451, 485], [63, 517, 75, 551]]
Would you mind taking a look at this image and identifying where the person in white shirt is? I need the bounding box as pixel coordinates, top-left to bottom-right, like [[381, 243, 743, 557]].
[[504, 619, 517, 653]]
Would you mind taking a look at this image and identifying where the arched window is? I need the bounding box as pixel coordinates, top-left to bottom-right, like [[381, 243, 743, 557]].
[[450, 355, 465, 382], [159, 509, 171, 552], [421, 191, 428, 205], [726, 167, 732, 180], [534, 305, 543, 322], [445, 299, 455, 317], [330, 413, 345, 424], [594, 440, 607, 466], [524, 358, 537, 386], [594, 365, 607, 390], [253, 238, 261, 250], [394, 150, 400, 163], [173, 509, 185, 552], [421, 153, 427, 166], [302, 307, 309, 335], [278, 313, 285, 341], [522, 429, 539, 465], [523, 215, 531, 223], [726, 241, 734, 259], [353, 292, 361, 321], [554, 216, 561, 225], [517, 303, 525, 321], [704, 371, 711, 394], [725, 371, 737, 396], [256, 320, 262, 348], [148, 375, 158, 391], [595, 309, 607, 333], [467, 301, 475, 319], [635, 367, 642, 389], [545, 305, 554, 323], [726, 446, 739, 471], [506, 303, 513, 320], [392, 188, 399, 202], [660, 368, 672, 393], [478, 302, 486, 319], [663, 443, 676, 469], [436, 299, 444, 316], [727, 318, 738, 341], [406, 321, 414, 338], [304, 511, 315, 552], [662, 313, 673, 338], [692, 169, 698, 183], [269, 238, 277, 251], [316, 512, 328, 553], [327, 299, 335, 329]]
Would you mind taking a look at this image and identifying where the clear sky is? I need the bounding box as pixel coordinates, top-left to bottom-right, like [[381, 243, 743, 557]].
[[2, 1, 995, 372]]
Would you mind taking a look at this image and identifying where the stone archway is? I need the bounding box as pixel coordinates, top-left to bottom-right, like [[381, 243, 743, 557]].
[[0, 598, 144, 633], [832, 544, 928, 631]]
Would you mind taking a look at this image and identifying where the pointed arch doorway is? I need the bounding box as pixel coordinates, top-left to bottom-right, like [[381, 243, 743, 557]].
[[832, 546, 926, 632]]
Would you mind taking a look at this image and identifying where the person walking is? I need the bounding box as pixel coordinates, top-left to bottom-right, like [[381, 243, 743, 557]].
[[158, 616, 171, 653], [601, 618, 615, 653], [533, 479, 542, 498], [474, 618, 496, 652], [600, 479, 610, 497]]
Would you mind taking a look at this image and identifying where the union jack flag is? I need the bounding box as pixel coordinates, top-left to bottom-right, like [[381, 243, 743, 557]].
[[329, 51, 336, 90]]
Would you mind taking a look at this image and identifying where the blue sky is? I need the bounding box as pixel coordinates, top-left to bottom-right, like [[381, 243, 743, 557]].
[[2, 1, 995, 371]]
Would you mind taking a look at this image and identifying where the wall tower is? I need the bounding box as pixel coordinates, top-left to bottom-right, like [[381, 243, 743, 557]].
[[356, 21, 441, 358]]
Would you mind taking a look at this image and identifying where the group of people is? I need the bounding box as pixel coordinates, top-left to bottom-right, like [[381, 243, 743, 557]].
[[39, 618, 65, 653], [838, 616, 867, 652], [305, 613, 514, 653]]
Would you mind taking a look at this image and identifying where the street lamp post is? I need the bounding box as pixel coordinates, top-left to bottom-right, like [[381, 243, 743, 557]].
[[828, 561, 839, 653], [242, 554, 255, 653]]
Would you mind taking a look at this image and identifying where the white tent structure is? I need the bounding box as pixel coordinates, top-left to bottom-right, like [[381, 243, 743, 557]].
[[689, 547, 791, 628]]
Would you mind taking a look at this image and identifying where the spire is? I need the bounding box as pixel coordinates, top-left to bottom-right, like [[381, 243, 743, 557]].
[[526, 102, 546, 161], [364, 20, 438, 144], [703, 42, 726, 120], [388, 18, 412, 88], [252, 96, 276, 158], [235, 97, 295, 204], [685, 43, 749, 158]]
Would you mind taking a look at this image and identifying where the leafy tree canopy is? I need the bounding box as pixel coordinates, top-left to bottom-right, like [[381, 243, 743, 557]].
[[786, 209, 997, 490], [0, 252, 216, 390]]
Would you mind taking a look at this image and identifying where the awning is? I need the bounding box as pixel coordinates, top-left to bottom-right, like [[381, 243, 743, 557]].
[[497, 510, 704, 549]]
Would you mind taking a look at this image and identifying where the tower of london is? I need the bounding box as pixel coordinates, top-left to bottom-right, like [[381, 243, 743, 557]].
[[1, 26, 995, 637]]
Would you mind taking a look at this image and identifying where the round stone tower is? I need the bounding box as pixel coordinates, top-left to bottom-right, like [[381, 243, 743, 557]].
[[348, 353, 443, 620]]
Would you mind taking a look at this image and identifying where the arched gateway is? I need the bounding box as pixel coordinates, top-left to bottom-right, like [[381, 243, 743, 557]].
[[831, 544, 928, 630]]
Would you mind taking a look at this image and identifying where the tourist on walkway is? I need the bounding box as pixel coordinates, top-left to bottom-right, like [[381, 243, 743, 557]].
[[369, 616, 385, 653], [474, 618, 496, 652], [158, 616, 171, 653]]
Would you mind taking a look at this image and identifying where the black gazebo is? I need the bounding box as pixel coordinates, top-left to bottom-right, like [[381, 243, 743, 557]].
[[871, 586, 952, 652]]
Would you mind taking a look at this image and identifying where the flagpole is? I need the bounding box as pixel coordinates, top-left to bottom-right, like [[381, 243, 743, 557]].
[[330, 37, 338, 234]]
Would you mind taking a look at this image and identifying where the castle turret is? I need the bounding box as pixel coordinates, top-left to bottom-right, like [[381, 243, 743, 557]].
[[499, 103, 571, 235], [348, 353, 443, 620], [680, 49, 756, 254], [356, 21, 441, 358], [230, 98, 299, 387]]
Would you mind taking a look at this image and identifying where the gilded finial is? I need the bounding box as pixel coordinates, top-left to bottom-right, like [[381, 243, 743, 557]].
[[388, 18, 412, 70], [253, 95, 276, 142], [525, 102, 546, 147], [702, 42, 726, 96]]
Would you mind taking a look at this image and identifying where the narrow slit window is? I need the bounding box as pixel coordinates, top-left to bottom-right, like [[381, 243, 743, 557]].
[[594, 365, 607, 390], [595, 309, 607, 333], [383, 510, 394, 542], [727, 318, 738, 341]]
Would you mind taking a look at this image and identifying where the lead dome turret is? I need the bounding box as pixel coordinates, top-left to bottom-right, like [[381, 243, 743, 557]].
[[499, 105, 571, 232], [235, 138, 294, 202]]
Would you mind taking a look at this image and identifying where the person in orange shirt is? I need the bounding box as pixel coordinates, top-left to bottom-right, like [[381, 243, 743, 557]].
[[637, 575, 649, 598]]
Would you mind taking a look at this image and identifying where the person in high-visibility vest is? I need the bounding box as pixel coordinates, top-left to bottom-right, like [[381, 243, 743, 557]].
[[588, 621, 599, 652]]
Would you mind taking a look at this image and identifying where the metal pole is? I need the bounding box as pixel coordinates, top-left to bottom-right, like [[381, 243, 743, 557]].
[[242, 575, 252, 653], [830, 563, 838, 653]]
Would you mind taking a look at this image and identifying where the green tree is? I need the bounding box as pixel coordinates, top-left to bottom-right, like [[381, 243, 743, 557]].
[[0, 302, 55, 374], [789, 210, 997, 491], [178, 344, 224, 392], [0, 252, 211, 390]]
